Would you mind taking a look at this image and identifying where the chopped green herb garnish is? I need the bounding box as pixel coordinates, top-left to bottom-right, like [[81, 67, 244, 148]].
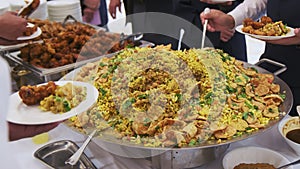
[[99, 87, 107, 97], [63, 100, 71, 111], [99, 62, 107, 67], [279, 94, 286, 100], [226, 85, 237, 93]]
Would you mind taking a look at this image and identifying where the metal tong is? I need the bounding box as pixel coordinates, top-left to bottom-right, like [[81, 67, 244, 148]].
[[119, 32, 144, 46]]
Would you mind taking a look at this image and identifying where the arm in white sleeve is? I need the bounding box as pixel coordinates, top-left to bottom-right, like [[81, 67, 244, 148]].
[[228, 0, 268, 27]]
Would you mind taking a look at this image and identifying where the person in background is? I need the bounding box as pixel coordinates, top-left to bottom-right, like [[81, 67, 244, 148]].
[[0, 12, 60, 141], [108, 0, 247, 61], [200, 0, 300, 116], [81, 0, 108, 27], [99, 0, 108, 26], [174, 0, 247, 61]]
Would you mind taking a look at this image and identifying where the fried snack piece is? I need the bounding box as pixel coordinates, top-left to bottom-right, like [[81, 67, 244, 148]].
[[234, 163, 276, 169], [23, 25, 38, 36], [18, 81, 57, 105], [242, 16, 289, 36], [261, 16, 273, 24], [107, 39, 142, 54], [19, 19, 96, 68]]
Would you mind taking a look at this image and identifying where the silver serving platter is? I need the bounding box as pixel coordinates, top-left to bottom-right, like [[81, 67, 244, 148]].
[[61, 54, 293, 167]]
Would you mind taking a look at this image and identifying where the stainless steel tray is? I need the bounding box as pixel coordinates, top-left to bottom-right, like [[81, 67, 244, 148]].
[[5, 50, 113, 81], [34, 140, 96, 169]]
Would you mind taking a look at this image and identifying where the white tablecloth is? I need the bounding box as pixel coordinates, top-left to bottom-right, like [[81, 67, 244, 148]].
[[2, 122, 300, 169]]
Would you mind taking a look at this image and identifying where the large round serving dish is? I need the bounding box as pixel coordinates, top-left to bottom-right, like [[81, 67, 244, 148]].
[[61, 47, 293, 167]]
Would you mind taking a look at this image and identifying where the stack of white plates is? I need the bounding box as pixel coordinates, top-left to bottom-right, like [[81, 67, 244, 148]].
[[0, 1, 10, 15], [8, 0, 48, 19], [8, 0, 24, 12], [47, 0, 82, 22]]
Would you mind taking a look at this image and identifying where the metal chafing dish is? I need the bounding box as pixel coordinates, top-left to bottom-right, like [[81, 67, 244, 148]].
[[61, 50, 293, 168], [0, 15, 150, 91], [0, 15, 104, 90]]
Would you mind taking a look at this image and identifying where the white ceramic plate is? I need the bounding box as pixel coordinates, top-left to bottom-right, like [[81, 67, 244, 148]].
[[17, 23, 42, 41], [236, 25, 295, 40], [6, 81, 99, 125], [222, 146, 293, 169]]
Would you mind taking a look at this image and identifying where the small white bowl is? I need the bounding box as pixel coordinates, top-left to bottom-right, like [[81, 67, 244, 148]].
[[278, 116, 300, 155], [222, 146, 292, 169]]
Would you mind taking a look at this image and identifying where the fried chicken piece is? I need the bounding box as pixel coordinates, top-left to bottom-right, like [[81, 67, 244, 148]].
[[243, 18, 254, 27], [18, 81, 57, 105], [242, 26, 254, 33], [251, 21, 265, 29], [261, 16, 273, 24], [23, 25, 37, 36]]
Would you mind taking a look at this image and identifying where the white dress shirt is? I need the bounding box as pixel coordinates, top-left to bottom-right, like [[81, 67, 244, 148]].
[[0, 57, 20, 168], [228, 0, 268, 27]]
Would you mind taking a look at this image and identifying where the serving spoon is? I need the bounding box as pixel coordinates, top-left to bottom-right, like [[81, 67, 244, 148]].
[[201, 8, 210, 49], [296, 105, 300, 117], [276, 158, 300, 169], [177, 28, 185, 51], [65, 129, 97, 166]]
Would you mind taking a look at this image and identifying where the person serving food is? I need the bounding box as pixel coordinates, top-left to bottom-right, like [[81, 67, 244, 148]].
[[0, 12, 60, 141], [200, 0, 300, 116]]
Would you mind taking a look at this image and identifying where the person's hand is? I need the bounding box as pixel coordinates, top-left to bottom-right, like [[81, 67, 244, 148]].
[[0, 37, 20, 46], [83, 7, 95, 23], [265, 28, 300, 45], [0, 12, 27, 41], [220, 28, 235, 42], [200, 0, 233, 6], [200, 9, 235, 32], [109, 0, 121, 19], [8, 121, 61, 141]]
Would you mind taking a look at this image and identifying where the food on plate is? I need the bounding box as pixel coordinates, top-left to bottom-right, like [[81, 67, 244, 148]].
[[19, 81, 57, 105], [68, 46, 286, 148], [18, 19, 142, 68], [40, 82, 87, 114], [233, 163, 276, 169], [19, 81, 87, 114], [18, 0, 40, 18], [242, 16, 290, 36], [18, 19, 96, 68], [27, 18, 96, 40], [23, 24, 38, 36]]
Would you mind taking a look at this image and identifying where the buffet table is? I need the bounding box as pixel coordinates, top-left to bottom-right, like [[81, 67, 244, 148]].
[[3, 119, 300, 169]]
